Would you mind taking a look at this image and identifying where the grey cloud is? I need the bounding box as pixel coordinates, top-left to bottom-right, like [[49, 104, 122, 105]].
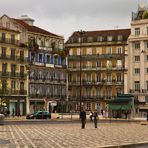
[[0, 0, 148, 39]]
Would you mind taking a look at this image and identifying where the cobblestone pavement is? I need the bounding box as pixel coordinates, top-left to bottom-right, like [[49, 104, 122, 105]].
[[0, 122, 148, 148]]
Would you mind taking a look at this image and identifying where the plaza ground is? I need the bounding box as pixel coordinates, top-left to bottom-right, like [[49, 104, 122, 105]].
[[0, 121, 148, 148]]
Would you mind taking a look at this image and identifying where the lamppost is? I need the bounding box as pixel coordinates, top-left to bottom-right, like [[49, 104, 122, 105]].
[[78, 30, 85, 116]]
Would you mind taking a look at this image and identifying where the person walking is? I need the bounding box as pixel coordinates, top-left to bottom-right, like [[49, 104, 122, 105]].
[[93, 111, 98, 128], [12, 109, 15, 118], [89, 111, 93, 121], [80, 109, 86, 129]]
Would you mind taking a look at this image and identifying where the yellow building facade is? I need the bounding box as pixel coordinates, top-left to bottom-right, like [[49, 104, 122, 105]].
[[66, 29, 130, 112], [0, 27, 28, 115]]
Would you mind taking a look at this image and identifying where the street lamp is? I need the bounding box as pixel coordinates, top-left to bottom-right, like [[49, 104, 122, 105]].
[[78, 30, 85, 117]]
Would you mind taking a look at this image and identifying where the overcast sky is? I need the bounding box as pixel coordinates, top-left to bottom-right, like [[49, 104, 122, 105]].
[[0, 0, 148, 40]]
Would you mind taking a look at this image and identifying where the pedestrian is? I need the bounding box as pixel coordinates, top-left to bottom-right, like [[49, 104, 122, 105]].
[[89, 111, 93, 121], [7, 109, 10, 118], [93, 110, 98, 128], [12, 109, 15, 118], [80, 109, 86, 129]]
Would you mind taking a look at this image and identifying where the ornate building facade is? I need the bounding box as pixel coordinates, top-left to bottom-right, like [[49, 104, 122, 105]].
[[0, 15, 67, 115], [66, 29, 130, 112]]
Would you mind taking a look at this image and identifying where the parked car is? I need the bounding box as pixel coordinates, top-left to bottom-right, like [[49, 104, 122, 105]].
[[26, 111, 51, 119]]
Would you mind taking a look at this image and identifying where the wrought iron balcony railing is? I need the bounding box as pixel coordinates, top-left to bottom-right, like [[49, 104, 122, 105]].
[[0, 37, 19, 46]]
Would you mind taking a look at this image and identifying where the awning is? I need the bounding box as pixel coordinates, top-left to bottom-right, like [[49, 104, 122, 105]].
[[109, 104, 131, 110]]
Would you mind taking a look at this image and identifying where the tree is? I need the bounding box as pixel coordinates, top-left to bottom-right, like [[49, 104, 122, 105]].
[[0, 80, 9, 112]]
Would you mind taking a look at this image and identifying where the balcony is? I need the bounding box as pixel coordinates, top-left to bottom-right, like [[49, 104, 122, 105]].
[[11, 90, 27, 95], [68, 66, 125, 72], [68, 54, 124, 61], [130, 89, 148, 94], [69, 80, 123, 86], [0, 72, 9, 77], [0, 54, 27, 63], [0, 37, 19, 46]]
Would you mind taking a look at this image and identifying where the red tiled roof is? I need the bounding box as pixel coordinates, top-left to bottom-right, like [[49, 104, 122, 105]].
[[13, 18, 61, 38], [66, 29, 131, 43]]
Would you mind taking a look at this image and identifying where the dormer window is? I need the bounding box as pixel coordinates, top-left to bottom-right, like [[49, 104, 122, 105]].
[[97, 36, 103, 42], [87, 36, 93, 42], [107, 36, 112, 41], [117, 35, 123, 41]]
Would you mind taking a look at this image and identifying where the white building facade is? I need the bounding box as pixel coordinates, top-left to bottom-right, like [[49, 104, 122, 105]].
[[127, 4, 148, 105]]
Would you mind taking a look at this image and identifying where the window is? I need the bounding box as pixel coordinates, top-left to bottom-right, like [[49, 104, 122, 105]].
[[87, 73, 91, 82], [96, 47, 102, 54], [135, 28, 140, 36], [11, 64, 16, 76], [39, 54, 43, 63], [47, 55, 50, 64], [117, 35, 123, 41], [117, 73, 122, 82], [135, 81, 140, 91], [69, 49, 73, 55], [11, 34, 15, 44], [20, 82, 24, 92], [107, 36, 112, 41], [106, 87, 111, 97], [11, 80, 16, 90], [2, 33, 5, 42], [135, 68, 140, 74], [106, 47, 112, 54], [97, 74, 101, 82], [86, 103, 91, 111], [87, 48, 92, 55], [147, 81, 148, 90], [146, 68, 148, 74], [146, 55, 148, 61], [76, 62, 80, 68], [20, 66, 24, 76], [2, 80, 7, 89], [20, 50, 24, 61], [68, 74, 72, 82], [87, 37, 93, 42], [87, 61, 92, 68], [2, 63, 7, 74], [97, 60, 101, 67], [135, 42, 140, 49], [106, 60, 112, 68], [97, 36, 103, 42], [116, 47, 122, 54], [107, 73, 112, 82], [2, 47, 6, 57], [77, 48, 80, 55], [135, 56, 140, 62], [11, 48, 15, 60]]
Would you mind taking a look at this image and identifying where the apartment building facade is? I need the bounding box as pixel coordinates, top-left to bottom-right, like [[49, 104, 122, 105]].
[[127, 5, 148, 107], [0, 15, 67, 114], [0, 26, 28, 115], [66, 29, 130, 112]]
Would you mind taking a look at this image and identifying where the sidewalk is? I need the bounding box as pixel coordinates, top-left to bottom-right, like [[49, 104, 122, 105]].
[[4, 113, 148, 122]]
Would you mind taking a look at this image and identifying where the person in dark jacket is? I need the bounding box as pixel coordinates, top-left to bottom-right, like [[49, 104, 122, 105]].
[[80, 109, 86, 129], [93, 111, 98, 128]]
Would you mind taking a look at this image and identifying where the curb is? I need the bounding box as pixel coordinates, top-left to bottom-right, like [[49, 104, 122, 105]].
[[99, 141, 148, 148]]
